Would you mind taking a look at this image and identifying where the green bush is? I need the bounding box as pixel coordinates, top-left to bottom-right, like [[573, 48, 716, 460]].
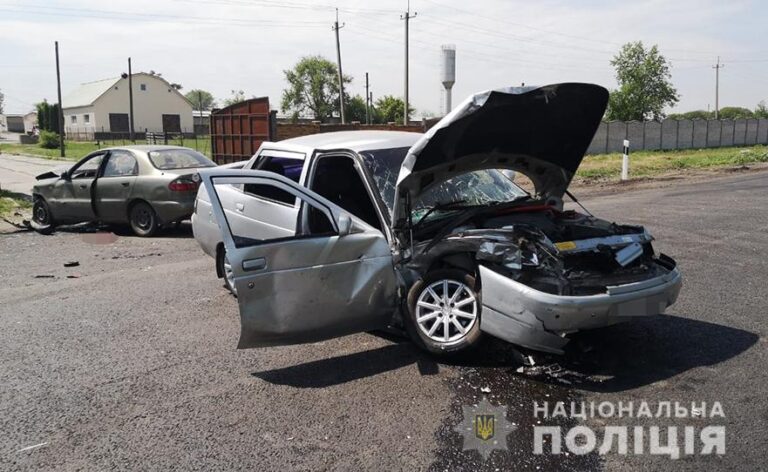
[[39, 130, 60, 149]]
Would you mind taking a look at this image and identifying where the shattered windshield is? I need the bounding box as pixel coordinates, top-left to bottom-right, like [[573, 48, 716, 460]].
[[359, 147, 529, 221]]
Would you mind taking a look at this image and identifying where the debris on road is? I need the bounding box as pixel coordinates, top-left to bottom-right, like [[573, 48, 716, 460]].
[[17, 442, 48, 452], [480, 386, 491, 393], [34, 275, 55, 278], [63, 261, 80, 267]]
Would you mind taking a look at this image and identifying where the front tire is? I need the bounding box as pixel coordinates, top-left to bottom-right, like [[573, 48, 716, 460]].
[[406, 269, 483, 355], [31, 198, 55, 235], [129, 201, 158, 237]]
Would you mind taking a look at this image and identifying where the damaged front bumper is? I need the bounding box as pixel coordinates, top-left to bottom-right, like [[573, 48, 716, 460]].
[[478, 257, 682, 354]]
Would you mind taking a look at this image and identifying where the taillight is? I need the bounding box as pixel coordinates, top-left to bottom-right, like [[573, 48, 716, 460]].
[[169, 178, 198, 192]]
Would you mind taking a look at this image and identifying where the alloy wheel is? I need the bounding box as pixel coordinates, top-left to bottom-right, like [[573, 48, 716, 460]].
[[415, 279, 478, 343], [223, 252, 237, 295]]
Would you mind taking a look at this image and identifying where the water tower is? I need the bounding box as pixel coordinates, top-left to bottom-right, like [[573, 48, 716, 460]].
[[441, 44, 456, 114]]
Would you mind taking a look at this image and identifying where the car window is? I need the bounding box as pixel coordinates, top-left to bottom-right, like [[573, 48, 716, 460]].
[[148, 149, 215, 170], [211, 177, 334, 249], [244, 152, 306, 206], [103, 151, 138, 177], [70, 154, 104, 179], [309, 155, 382, 231]]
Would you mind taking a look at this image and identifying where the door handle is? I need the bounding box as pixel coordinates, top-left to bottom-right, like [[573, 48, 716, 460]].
[[79, 184, 88, 189], [235, 202, 245, 212], [242, 257, 266, 271], [121, 182, 130, 187]]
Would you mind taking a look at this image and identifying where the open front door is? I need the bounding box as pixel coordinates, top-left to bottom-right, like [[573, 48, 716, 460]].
[[200, 169, 398, 348]]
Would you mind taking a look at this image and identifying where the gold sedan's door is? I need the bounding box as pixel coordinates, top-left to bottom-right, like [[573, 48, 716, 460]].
[[200, 169, 398, 348]]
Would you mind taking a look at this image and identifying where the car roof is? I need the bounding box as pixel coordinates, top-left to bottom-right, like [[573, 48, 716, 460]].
[[101, 145, 196, 153], [277, 130, 422, 153]]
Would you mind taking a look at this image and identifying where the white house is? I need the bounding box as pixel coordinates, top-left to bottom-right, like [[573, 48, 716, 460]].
[[62, 72, 194, 137]]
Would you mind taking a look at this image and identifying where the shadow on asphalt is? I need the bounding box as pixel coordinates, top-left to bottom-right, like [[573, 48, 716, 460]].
[[253, 315, 758, 393], [523, 314, 760, 393], [43, 221, 194, 239], [252, 342, 432, 388]]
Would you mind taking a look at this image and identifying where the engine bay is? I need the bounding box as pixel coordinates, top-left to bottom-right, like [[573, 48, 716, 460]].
[[407, 204, 674, 296]]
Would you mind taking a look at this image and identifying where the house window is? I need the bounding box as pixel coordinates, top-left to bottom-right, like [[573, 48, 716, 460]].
[[83, 114, 90, 124], [71, 115, 77, 124], [140, 84, 147, 91]]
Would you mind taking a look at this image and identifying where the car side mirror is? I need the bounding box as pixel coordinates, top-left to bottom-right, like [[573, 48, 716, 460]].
[[60, 170, 70, 180], [337, 213, 352, 237]]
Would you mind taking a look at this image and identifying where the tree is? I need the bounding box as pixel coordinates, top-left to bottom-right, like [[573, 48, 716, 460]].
[[606, 41, 679, 121], [185, 89, 216, 110], [374, 95, 415, 124], [0, 89, 4, 114], [755, 101, 768, 119], [666, 110, 712, 120], [345, 95, 368, 123], [281, 55, 351, 122], [222, 90, 246, 107], [35, 100, 60, 132], [717, 106, 754, 119]]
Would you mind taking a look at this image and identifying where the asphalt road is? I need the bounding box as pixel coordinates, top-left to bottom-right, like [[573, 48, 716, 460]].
[[0, 170, 766, 471], [0, 154, 72, 195]]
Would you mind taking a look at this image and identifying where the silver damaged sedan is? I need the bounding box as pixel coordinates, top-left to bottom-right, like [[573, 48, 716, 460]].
[[193, 83, 682, 356]]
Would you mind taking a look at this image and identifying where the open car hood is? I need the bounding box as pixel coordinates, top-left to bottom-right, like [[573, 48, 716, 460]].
[[392, 83, 608, 224], [36, 165, 73, 180]]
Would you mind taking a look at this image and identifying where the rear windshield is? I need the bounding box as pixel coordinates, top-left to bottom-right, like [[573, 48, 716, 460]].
[[148, 149, 215, 170]]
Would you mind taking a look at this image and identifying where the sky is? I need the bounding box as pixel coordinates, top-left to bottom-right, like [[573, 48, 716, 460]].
[[1, 0, 767, 117]]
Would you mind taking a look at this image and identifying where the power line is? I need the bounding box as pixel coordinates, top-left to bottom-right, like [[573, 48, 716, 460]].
[[0, 4, 329, 27]]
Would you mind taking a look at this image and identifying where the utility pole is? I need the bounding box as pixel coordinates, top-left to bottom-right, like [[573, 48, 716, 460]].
[[369, 91, 374, 123], [365, 72, 370, 125], [128, 57, 135, 142], [54, 41, 65, 157], [401, 1, 416, 125], [197, 90, 203, 134], [332, 9, 346, 124], [713, 56, 724, 120]]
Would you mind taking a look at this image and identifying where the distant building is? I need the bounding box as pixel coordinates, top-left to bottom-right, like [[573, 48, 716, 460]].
[[62, 73, 193, 137], [193, 110, 210, 135], [0, 112, 38, 133]]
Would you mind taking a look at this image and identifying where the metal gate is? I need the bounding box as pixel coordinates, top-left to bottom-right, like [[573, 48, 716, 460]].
[[210, 97, 274, 164]]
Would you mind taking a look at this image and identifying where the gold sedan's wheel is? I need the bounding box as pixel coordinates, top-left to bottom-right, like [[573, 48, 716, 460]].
[[129, 202, 158, 237]]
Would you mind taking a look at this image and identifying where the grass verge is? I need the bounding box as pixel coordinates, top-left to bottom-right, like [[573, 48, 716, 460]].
[[0, 137, 212, 161], [577, 145, 768, 181], [0, 190, 32, 218]]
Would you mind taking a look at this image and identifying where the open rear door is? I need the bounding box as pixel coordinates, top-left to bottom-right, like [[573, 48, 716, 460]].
[[200, 169, 397, 348]]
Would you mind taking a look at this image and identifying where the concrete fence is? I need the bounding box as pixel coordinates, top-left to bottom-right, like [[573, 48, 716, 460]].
[[586, 118, 768, 155]]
